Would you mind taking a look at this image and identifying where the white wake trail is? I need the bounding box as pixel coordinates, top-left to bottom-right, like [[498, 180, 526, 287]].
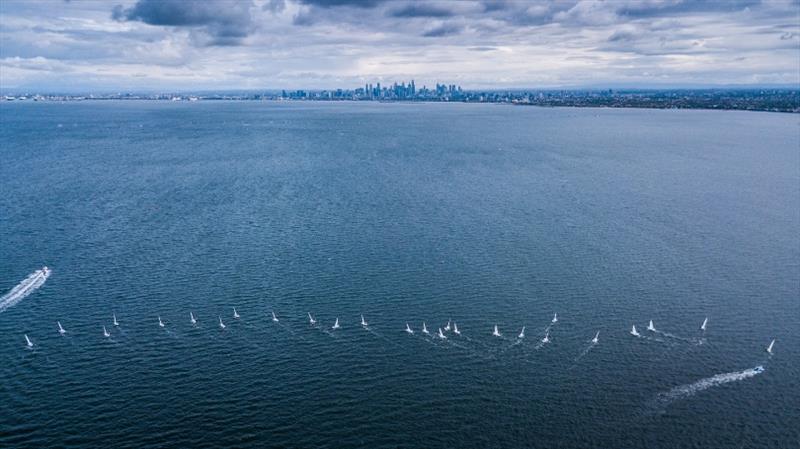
[[574, 342, 597, 362], [0, 268, 51, 313], [653, 330, 702, 345], [654, 365, 765, 408], [273, 320, 308, 342]]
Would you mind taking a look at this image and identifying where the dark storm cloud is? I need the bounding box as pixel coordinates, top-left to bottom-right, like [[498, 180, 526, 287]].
[[390, 4, 454, 18], [112, 0, 255, 45], [422, 23, 462, 37]]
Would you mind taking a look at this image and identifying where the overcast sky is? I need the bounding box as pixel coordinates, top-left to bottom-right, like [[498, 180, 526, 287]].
[[1, 0, 798, 91]]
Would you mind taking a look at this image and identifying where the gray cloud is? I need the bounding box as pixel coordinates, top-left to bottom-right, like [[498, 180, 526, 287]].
[[297, 0, 386, 8], [264, 0, 286, 13], [292, 11, 315, 26], [390, 4, 454, 18], [422, 23, 462, 37], [608, 30, 636, 43], [616, 0, 761, 18], [112, 0, 255, 45], [1, 0, 798, 91]]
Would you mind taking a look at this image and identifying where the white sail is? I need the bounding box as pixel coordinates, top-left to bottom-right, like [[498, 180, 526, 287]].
[[453, 322, 460, 335], [492, 324, 501, 337], [219, 316, 226, 329], [592, 331, 599, 344], [103, 326, 110, 338], [272, 311, 279, 322], [405, 323, 414, 334], [158, 316, 164, 328], [57, 321, 66, 335], [361, 315, 367, 327], [542, 332, 550, 343], [332, 318, 340, 329], [518, 326, 525, 339], [700, 317, 708, 331], [647, 320, 655, 332], [113, 313, 119, 326], [631, 325, 639, 336], [25, 334, 33, 347], [437, 328, 446, 339], [190, 312, 197, 324], [422, 322, 429, 334], [308, 312, 316, 324], [233, 307, 240, 319], [766, 339, 775, 354], [552, 313, 558, 324], [444, 319, 451, 331]]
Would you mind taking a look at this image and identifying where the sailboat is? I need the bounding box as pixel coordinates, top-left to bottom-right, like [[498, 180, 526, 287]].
[[361, 315, 367, 327], [492, 324, 501, 337], [57, 321, 66, 335], [158, 316, 165, 328], [332, 318, 340, 330], [700, 317, 708, 331], [219, 316, 226, 329], [25, 334, 33, 348], [190, 312, 197, 325], [647, 320, 656, 332], [233, 308, 240, 319], [542, 332, 550, 343], [630, 325, 640, 336], [113, 313, 119, 326], [552, 313, 558, 324], [766, 339, 775, 354], [444, 319, 451, 331], [422, 322, 429, 334], [592, 331, 599, 344], [405, 323, 414, 334], [272, 311, 279, 322], [437, 328, 447, 339], [518, 326, 525, 339], [453, 322, 460, 335], [103, 326, 110, 338], [308, 313, 316, 325]]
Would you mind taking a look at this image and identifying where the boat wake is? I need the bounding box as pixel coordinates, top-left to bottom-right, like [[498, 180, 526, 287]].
[[651, 365, 765, 410], [502, 338, 524, 352], [574, 342, 597, 362], [647, 321, 701, 345], [631, 325, 663, 343], [0, 267, 51, 313], [271, 319, 307, 341]]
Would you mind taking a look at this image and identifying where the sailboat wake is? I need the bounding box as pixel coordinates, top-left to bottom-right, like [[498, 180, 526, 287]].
[[0, 267, 51, 313], [574, 342, 597, 362], [274, 321, 307, 341], [647, 321, 701, 345]]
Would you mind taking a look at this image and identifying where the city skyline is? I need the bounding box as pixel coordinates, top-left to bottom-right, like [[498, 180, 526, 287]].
[[1, 0, 799, 91]]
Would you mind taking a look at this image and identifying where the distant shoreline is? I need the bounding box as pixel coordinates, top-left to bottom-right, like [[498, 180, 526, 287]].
[[3, 95, 798, 113]]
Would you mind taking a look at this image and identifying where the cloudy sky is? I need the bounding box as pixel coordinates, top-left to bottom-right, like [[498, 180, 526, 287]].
[[1, 0, 798, 91]]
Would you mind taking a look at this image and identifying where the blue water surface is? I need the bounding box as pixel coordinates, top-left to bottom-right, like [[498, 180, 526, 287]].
[[1, 101, 798, 448]]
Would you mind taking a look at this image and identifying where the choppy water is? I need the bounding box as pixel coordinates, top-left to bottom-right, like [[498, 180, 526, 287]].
[[1, 102, 798, 448]]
